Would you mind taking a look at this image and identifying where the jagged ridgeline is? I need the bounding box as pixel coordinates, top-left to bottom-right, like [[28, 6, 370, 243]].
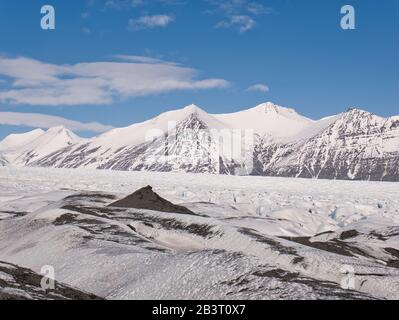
[[0, 103, 398, 181]]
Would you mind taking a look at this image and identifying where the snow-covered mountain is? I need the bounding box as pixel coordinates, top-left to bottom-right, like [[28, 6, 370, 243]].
[[0, 126, 84, 166], [0, 102, 398, 181], [21, 103, 313, 174], [0, 128, 45, 151], [254, 108, 399, 181], [214, 102, 314, 140]]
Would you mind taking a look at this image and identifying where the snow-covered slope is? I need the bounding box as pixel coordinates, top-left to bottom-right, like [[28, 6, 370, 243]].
[[0, 129, 45, 151], [1, 103, 398, 181], [93, 104, 228, 150], [0, 126, 84, 166], [25, 105, 236, 171], [214, 102, 314, 140], [1, 167, 399, 299]]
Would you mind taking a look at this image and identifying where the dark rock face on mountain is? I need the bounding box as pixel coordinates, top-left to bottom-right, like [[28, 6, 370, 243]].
[[109, 186, 195, 215], [0, 154, 7, 166], [254, 109, 399, 181], [0, 261, 102, 300], [100, 113, 224, 173]]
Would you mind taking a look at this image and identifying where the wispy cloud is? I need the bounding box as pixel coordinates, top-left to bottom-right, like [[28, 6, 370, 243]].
[[82, 1, 271, 34], [128, 14, 174, 31], [82, 27, 92, 34], [105, 0, 146, 9], [105, 0, 184, 9], [216, 15, 256, 33], [112, 54, 177, 65], [208, 0, 272, 33], [0, 55, 230, 106], [208, 0, 272, 15], [0, 112, 113, 133], [247, 83, 269, 93]]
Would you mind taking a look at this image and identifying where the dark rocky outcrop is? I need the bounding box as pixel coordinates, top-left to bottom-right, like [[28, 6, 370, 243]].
[[0, 261, 102, 300], [109, 186, 195, 215]]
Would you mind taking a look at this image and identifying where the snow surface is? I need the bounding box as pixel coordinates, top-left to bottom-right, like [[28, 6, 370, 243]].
[[213, 102, 314, 139], [0, 167, 398, 299], [0, 128, 45, 151]]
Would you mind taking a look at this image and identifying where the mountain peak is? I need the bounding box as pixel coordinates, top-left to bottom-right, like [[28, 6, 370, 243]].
[[346, 107, 366, 113], [47, 125, 67, 133], [182, 104, 204, 114], [212, 102, 313, 139], [343, 107, 378, 119], [165, 104, 209, 120], [256, 101, 279, 109], [251, 102, 299, 116], [45, 126, 83, 145]]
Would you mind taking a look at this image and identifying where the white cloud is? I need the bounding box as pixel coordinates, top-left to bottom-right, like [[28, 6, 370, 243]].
[[84, 1, 271, 33], [0, 112, 113, 133], [247, 84, 270, 93], [0, 55, 230, 106], [217, 15, 256, 33], [128, 15, 174, 30]]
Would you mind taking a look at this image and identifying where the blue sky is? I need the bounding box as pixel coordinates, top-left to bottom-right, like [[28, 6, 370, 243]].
[[0, 0, 398, 139]]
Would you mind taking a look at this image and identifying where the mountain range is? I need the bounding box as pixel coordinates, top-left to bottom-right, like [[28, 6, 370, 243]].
[[0, 102, 398, 181]]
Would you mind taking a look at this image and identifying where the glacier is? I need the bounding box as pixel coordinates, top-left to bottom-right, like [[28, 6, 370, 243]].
[[0, 166, 398, 299]]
